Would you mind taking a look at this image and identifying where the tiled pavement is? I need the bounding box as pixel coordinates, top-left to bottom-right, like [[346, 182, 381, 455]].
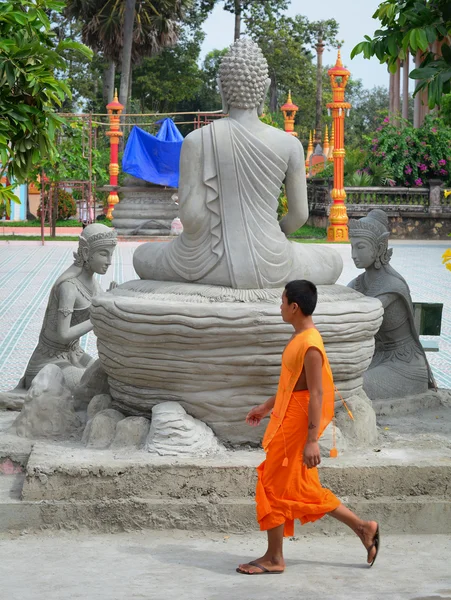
[[0, 240, 449, 392]]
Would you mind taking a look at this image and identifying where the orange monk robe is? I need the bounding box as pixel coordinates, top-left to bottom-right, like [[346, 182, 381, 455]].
[[256, 328, 340, 537]]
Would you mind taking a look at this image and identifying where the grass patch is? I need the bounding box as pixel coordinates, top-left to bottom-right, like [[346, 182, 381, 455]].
[[0, 217, 112, 227], [0, 235, 79, 241], [288, 224, 327, 239]]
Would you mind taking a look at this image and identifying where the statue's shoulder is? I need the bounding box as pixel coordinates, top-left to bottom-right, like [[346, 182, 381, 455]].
[[183, 127, 203, 145]]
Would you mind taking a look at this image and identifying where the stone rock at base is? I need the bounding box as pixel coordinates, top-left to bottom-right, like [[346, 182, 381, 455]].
[[0, 389, 27, 411], [11, 364, 82, 439], [87, 394, 112, 420], [82, 408, 125, 449], [372, 388, 449, 417], [110, 416, 150, 449], [335, 394, 378, 447], [73, 360, 110, 411], [319, 421, 347, 454], [146, 402, 224, 457]]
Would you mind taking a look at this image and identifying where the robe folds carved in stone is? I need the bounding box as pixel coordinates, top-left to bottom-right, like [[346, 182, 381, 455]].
[[256, 328, 339, 536], [164, 119, 297, 289]]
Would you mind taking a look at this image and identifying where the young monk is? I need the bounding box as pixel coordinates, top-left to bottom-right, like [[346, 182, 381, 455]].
[[237, 280, 380, 575]]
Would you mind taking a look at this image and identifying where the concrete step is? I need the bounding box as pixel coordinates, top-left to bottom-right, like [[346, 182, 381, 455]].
[[22, 445, 451, 503], [1, 491, 450, 535]]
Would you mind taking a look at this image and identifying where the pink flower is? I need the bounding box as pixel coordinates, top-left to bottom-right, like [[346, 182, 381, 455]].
[[376, 126, 383, 132], [388, 179, 396, 187], [418, 163, 428, 172], [432, 127, 437, 133], [414, 178, 423, 186], [372, 138, 379, 144], [405, 165, 413, 174], [394, 145, 399, 150], [440, 169, 448, 175], [404, 181, 410, 186], [383, 117, 390, 123], [439, 159, 446, 166]]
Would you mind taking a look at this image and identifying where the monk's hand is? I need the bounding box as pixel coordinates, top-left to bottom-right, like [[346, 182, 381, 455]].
[[303, 441, 321, 469], [108, 281, 118, 291], [245, 404, 269, 427]]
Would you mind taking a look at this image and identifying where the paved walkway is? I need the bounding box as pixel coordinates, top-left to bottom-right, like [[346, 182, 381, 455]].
[[0, 529, 450, 600], [0, 240, 450, 391]]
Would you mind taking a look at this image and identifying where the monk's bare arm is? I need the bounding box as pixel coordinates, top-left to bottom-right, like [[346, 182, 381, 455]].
[[279, 139, 309, 235], [303, 347, 324, 467], [245, 395, 276, 426]]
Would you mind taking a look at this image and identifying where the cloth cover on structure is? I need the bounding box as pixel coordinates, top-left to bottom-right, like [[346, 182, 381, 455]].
[[122, 118, 183, 188]]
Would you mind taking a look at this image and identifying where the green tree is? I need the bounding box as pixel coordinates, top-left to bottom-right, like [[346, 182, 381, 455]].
[[66, 0, 190, 109], [199, 0, 289, 41], [132, 27, 205, 112], [0, 0, 91, 214], [352, 0, 451, 109], [345, 81, 390, 148]]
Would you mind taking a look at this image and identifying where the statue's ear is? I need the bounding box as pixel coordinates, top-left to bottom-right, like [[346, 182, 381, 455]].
[[258, 78, 271, 117], [81, 246, 89, 262], [379, 232, 390, 244], [217, 77, 228, 115]]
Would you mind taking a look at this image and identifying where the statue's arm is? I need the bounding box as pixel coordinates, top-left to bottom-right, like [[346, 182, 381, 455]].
[[56, 282, 93, 344], [378, 292, 397, 309], [279, 140, 309, 235], [178, 133, 204, 233]]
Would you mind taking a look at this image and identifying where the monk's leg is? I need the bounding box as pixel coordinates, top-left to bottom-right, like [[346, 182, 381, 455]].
[[329, 504, 378, 564], [237, 523, 285, 574]]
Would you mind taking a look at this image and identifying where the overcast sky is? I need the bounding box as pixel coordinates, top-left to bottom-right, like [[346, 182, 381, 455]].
[[200, 0, 391, 90]]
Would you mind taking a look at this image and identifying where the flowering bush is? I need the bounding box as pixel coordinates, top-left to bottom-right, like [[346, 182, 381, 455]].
[[37, 188, 77, 221], [367, 116, 451, 187]]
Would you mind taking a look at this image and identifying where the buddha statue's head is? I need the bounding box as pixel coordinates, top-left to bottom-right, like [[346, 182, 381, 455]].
[[73, 223, 117, 275], [349, 209, 393, 270], [218, 38, 270, 115]]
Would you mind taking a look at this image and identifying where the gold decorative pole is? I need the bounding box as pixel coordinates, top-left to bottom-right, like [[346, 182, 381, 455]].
[[280, 91, 299, 137], [326, 49, 351, 241], [105, 90, 124, 220], [328, 122, 334, 162], [323, 124, 329, 157], [305, 130, 314, 177]]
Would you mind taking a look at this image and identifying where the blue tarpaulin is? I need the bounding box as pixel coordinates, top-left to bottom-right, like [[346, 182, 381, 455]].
[[122, 118, 183, 188]]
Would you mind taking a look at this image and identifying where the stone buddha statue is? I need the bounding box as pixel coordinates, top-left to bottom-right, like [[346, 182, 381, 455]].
[[348, 209, 435, 401], [133, 38, 342, 288]]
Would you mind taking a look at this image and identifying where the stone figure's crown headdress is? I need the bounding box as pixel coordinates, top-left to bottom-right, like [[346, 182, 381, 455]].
[[349, 209, 393, 266], [73, 224, 117, 266], [218, 38, 269, 110]]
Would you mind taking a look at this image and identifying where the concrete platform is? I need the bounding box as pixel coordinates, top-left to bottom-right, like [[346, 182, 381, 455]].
[[1, 430, 451, 535]]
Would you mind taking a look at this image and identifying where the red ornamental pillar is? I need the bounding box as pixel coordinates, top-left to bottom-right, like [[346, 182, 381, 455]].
[[105, 91, 124, 220], [326, 49, 351, 242]]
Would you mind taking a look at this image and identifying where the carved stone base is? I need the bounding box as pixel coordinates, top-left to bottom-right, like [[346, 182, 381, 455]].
[[112, 178, 178, 237], [91, 281, 383, 445]]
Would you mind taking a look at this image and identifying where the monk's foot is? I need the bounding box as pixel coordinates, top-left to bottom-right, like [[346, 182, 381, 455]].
[[237, 554, 285, 575], [355, 521, 379, 565]]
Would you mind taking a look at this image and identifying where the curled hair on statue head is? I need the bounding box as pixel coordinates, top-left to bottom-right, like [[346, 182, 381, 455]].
[[218, 38, 269, 112], [284, 280, 318, 316]]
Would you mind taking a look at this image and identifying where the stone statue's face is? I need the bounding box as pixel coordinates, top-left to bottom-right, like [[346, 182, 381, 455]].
[[350, 237, 377, 270], [87, 245, 115, 275]]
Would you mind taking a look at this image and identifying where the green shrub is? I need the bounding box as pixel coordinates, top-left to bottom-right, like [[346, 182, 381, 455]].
[[38, 188, 77, 221]]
